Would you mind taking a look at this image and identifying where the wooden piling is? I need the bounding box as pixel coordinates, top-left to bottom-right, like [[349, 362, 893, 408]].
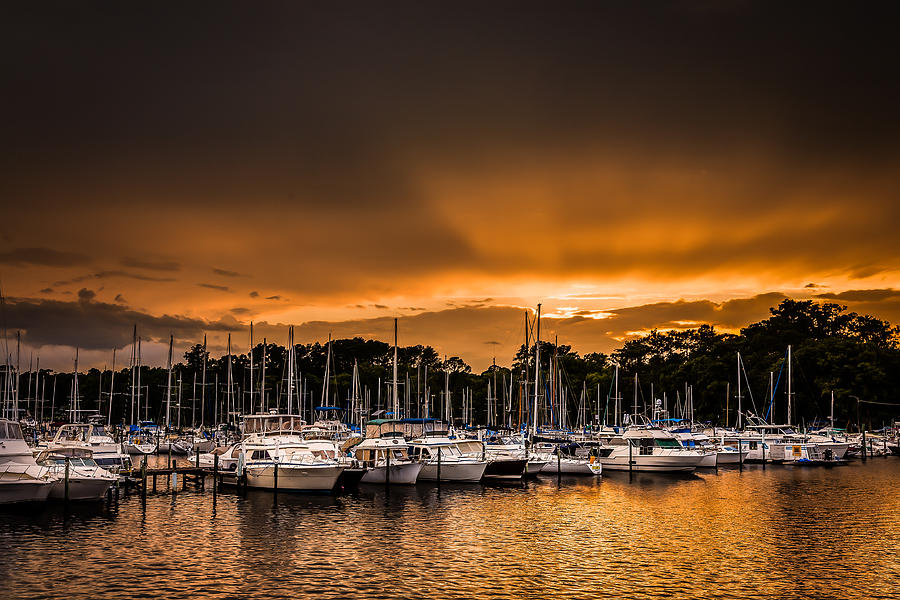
[[273, 459, 278, 493], [213, 453, 219, 495], [385, 449, 391, 486], [436, 447, 441, 484], [64, 456, 70, 503], [141, 456, 148, 499]]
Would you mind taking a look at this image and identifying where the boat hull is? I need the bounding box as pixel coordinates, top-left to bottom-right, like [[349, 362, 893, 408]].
[[598, 453, 701, 472], [360, 462, 423, 485], [245, 464, 344, 492], [483, 458, 527, 480], [0, 477, 55, 504], [48, 476, 114, 501], [419, 461, 487, 482], [541, 457, 602, 475]]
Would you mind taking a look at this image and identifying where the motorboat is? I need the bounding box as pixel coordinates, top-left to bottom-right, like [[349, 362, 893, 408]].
[[237, 413, 344, 492], [408, 430, 488, 482], [0, 418, 56, 504], [353, 432, 423, 484], [47, 423, 133, 474], [595, 427, 705, 472], [36, 447, 117, 500]]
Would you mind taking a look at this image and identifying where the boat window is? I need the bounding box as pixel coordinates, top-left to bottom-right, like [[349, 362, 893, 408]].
[[0, 422, 6, 439], [654, 439, 681, 448], [392, 449, 406, 460], [7, 422, 23, 440], [251, 450, 268, 460], [231, 447, 242, 458]]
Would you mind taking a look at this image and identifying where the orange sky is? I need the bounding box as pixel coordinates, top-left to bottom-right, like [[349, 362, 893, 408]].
[[2, 3, 899, 371]]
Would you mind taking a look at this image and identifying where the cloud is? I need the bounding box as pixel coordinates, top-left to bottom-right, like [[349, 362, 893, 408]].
[[249, 291, 259, 297], [40, 288, 53, 294], [0, 247, 89, 267], [814, 288, 900, 302], [230, 307, 251, 314], [114, 294, 127, 303], [53, 271, 176, 287], [121, 257, 180, 271], [213, 268, 248, 277], [265, 295, 281, 301], [3, 295, 237, 352], [197, 283, 230, 292]]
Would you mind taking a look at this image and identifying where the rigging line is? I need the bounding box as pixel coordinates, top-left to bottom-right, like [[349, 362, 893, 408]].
[[738, 353, 759, 416], [857, 399, 900, 406], [767, 349, 788, 421]]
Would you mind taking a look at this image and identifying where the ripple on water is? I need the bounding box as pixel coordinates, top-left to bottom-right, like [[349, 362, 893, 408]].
[[2, 461, 900, 599]]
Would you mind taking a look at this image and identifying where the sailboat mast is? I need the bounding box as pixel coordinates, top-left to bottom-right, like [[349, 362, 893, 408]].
[[532, 303, 541, 436], [736, 352, 742, 429], [393, 319, 399, 418], [165, 335, 173, 429], [787, 344, 792, 426], [261, 338, 267, 413]]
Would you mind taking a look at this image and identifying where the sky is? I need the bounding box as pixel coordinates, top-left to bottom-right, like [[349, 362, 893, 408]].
[[2, 2, 899, 372]]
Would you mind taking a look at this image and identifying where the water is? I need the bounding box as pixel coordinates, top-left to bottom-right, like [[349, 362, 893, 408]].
[[2, 460, 899, 599]]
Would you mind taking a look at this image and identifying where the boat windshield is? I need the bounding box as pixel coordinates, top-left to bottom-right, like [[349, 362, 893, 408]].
[[655, 439, 682, 448]]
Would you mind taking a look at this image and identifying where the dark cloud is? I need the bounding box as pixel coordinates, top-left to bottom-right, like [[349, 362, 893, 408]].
[[40, 288, 52, 294], [54, 271, 176, 287], [114, 294, 126, 303], [213, 268, 248, 277], [4, 296, 236, 350], [77, 288, 96, 303], [0, 247, 89, 267], [814, 289, 900, 302], [249, 291, 259, 298], [121, 257, 180, 271], [197, 283, 230, 292], [230, 307, 251, 314], [805, 283, 823, 289], [265, 295, 281, 301]]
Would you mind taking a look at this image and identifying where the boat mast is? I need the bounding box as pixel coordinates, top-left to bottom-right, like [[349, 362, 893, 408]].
[[393, 319, 399, 419], [787, 345, 793, 426], [108, 349, 116, 426], [71, 347, 79, 423], [532, 303, 541, 437], [260, 337, 267, 413], [165, 334, 173, 430], [226, 333, 233, 425], [249, 322, 254, 416], [322, 333, 332, 413], [736, 352, 742, 430], [201, 334, 207, 427]]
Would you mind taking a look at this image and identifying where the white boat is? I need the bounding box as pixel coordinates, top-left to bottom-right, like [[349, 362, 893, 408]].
[[408, 431, 488, 482], [0, 419, 56, 504], [596, 428, 705, 472], [354, 432, 423, 484], [537, 443, 602, 476], [238, 413, 344, 492], [36, 448, 117, 500], [672, 432, 718, 468], [47, 423, 132, 474]]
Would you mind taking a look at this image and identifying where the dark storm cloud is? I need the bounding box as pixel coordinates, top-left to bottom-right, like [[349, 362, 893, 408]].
[[0, 247, 89, 267], [121, 257, 180, 271], [4, 295, 236, 350]]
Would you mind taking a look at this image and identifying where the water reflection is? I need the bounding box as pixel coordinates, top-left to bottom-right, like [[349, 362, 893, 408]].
[[2, 461, 899, 599]]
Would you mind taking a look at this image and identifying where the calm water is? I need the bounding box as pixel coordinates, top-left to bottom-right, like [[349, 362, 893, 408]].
[[2, 459, 900, 599]]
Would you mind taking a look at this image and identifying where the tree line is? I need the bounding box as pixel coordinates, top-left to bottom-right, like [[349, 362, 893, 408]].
[[11, 299, 900, 430]]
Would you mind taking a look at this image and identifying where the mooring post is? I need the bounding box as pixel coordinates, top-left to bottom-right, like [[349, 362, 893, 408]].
[[171, 459, 178, 494], [385, 449, 391, 486], [141, 456, 148, 499], [273, 458, 278, 493], [64, 456, 71, 503], [557, 447, 562, 483], [213, 453, 219, 495], [862, 428, 867, 463], [628, 440, 633, 475], [436, 447, 441, 484]]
